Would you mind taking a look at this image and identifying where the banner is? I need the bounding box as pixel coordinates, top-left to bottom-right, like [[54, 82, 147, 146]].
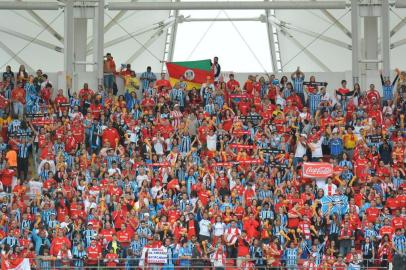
[[166, 59, 213, 90], [229, 144, 256, 149], [239, 115, 263, 121], [237, 159, 263, 165], [147, 162, 170, 167], [230, 94, 250, 99], [213, 162, 235, 167], [302, 162, 333, 178], [232, 130, 250, 136], [147, 248, 168, 264], [213, 159, 263, 166], [320, 195, 349, 215], [1, 257, 31, 270], [31, 118, 55, 126]]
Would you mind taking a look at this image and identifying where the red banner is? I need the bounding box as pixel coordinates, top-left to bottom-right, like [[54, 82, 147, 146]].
[[302, 162, 333, 178], [213, 162, 235, 167], [238, 159, 263, 165], [232, 130, 250, 136], [31, 118, 55, 126], [229, 144, 256, 149], [230, 94, 250, 99]]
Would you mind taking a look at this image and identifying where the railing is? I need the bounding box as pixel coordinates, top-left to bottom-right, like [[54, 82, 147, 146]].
[[31, 257, 393, 270]]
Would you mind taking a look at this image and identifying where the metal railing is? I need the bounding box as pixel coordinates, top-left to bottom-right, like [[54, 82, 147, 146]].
[[30, 257, 394, 270]]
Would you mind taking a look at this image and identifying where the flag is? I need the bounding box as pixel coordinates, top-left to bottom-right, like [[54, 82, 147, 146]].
[[320, 195, 349, 215], [166, 59, 213, 90], [1, 257, 31, 270]]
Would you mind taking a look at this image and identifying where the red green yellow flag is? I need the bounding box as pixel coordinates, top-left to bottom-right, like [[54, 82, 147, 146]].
[[166, 59, 213, 90]]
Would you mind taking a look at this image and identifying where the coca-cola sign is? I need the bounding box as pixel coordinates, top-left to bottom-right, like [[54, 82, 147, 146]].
[[302, 162, 333, 178]]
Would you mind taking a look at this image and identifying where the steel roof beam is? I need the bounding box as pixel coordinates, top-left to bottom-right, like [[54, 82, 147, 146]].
[[108, 1, 348, 11], [0, 26, 63, 53], [0, 41, 34, 73], [0, 1, 60, 10], [15, 0, 64, 43]]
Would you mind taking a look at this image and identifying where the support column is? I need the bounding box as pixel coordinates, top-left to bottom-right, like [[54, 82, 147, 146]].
[[74, 18, 88, 73], [167, 0, 180, 62], [364, 16, 378, 71], [381, 0, 390, 80], [351, 0, 360, 84], [64, 0, 74, 91], [265, 0, 278, 73], [93, 0, 104, 87]]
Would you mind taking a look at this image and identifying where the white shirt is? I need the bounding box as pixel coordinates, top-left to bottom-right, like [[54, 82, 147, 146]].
[[295, 140, 307, 158], [322, 183, 337, 196], [84, 199, 97, 213], [213, 222, 226, 237], [136, 174, 149, 187], [206, 134, 217, 151], [309, 136, 324, 158], [108, 167, 121, 176], [153, 136, 164, 155], [29, 180, 43, 198], [150, 185, 162, 199], [199, 219, 211, 237]]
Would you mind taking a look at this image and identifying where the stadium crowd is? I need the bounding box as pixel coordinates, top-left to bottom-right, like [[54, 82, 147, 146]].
[[0, 56, 405, 270]]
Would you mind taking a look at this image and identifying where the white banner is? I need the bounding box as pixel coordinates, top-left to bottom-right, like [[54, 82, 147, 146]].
[[147, 247, 168, 264], [5, 258, 31, 270]]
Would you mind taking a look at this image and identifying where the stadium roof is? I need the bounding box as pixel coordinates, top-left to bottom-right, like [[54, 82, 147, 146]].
[[0, 0, 406, 75]]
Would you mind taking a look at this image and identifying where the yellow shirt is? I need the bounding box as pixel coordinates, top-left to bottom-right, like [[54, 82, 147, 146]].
[[0, 116, 12, 127], [342, 133, 356, 149], [125, 76, 139, 93]]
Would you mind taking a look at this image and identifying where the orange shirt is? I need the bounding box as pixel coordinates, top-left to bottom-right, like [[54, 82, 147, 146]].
[[6, 150, 17, 167]]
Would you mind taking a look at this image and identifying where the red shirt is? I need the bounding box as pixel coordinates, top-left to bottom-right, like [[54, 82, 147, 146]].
[[89, 104, 103, 120], [105, 253, 118, 267], [11, 87, 25, 103], [156, 79, 172, 92], [1, 169, 15, 186], [392, 216, 405, 229], [227, 79, 240, 91], [79, 88, 94, 101], [87, 245, 102, 264], [102, 127, 120, 148], [54, 95, 68, 110], [116, 229, 131, 247], [100, 228, 115, 244], [40, 87, 52, 103], [379, 225, 394, 237], [50, 236, 71, 256], [365, 207, 380, 223]]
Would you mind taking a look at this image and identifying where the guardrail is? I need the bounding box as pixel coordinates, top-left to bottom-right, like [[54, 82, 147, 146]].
[[31, 257, 394, 270]]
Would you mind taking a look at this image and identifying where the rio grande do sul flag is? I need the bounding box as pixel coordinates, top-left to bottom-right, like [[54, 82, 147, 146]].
[[166, 59, 213, 90], [1, 257, 30, 270]]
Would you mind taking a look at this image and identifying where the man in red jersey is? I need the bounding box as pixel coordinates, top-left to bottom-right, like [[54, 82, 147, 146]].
[[102, 121, 120, 148]]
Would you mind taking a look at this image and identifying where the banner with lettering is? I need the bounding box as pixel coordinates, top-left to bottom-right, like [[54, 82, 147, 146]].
[[147, 247, 168, 264], [302, 162, 333, 178]]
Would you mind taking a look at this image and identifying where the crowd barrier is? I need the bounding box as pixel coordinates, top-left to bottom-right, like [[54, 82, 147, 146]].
[[29, 257, 394, 270]]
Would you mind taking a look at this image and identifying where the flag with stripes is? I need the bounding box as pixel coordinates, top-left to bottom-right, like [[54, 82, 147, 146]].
[[166, 59, 213, 90], [320, 195, 349, 215]]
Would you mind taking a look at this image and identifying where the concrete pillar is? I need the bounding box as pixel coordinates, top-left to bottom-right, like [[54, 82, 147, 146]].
[[74, 18, 88, 73], [64, 0, 74, 91], [363, 16, 379, 71]]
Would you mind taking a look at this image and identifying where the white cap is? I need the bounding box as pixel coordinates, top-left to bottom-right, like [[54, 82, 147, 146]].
[[300, 134, 307, 139]]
